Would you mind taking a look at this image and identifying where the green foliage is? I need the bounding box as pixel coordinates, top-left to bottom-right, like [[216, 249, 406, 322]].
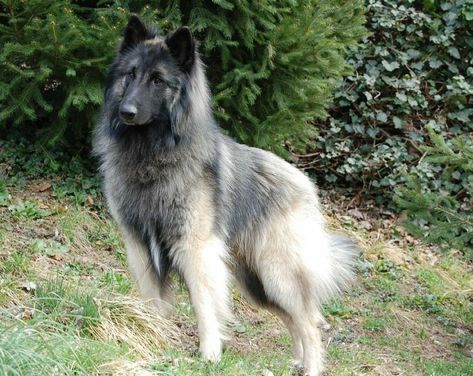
[[394, 130, 473, 256], [8, 200, 49, 220], [166, 0, 367, 153], [1, 250, 30, 275], [313, 0, 472, 192], [0, 138, 101, 206], [0, 0, 126, 144], [424, 356, 473, 376], [31, 239, 70, 257], [309, 0, 472, 253], [404, 293, 442, 314], [361, 317, 386, 331], [0, 1, 366, 153], [0, 278, 123, 375], [0, 179, 9, 206]]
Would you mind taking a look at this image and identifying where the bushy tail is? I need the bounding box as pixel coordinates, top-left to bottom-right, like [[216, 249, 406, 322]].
[[315, 233, 359, 305], [330, 234, 359, 292]]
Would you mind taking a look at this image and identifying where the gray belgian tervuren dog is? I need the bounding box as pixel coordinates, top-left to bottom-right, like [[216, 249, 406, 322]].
[[93, 15, 357, 376]]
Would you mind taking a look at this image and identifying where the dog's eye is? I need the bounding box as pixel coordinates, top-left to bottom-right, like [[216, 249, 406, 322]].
[[151, 74, 162, 85], [127, 68, 136, 80]]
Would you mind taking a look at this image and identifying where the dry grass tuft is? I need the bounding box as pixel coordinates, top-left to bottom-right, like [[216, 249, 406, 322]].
[[91, 295, 181, 361]]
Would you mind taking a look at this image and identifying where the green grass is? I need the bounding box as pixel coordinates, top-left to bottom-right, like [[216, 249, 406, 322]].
[[0, 278, 121, 375], [425, 354, 473, 376], [2, 250, 31, 276], [361, 317, 387, 332], [0, 142, 472, 375], [101, 270, 133, 294], [0, 318, 124, 375]]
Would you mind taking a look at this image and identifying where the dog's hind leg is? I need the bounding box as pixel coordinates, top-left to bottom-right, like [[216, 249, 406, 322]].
[[256, 235, 327, 374], [260, 269, 325, 375], [267, 281, 325, 375], [174, 235, 232, 362], [292, 311, 325, 376], [121, 226, 174, 316], [274, 310, 304, 368]]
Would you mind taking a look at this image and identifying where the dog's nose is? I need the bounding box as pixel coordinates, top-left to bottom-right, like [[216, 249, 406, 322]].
[[119, 104, 137, 122]]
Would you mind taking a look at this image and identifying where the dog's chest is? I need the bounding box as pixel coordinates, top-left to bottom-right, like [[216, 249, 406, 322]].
[[104, 147, 217, 252], [107, 167, 192, 245]]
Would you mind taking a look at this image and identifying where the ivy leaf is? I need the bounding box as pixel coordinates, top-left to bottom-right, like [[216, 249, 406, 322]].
[[464, 9, 473, 21], [407, 96, 418, 107], [429, 59, 442, 68], [393, 116, 403, 129], [396, 92, 408, 102], [406, 48, 421, 59], [382, 60, 400, 72], [448, 47, 461, 59], [376, 111, 388, 123], [440, 3, 452, 10], [367, 127, 379, 138], [448, 109, 472, 123], [325, 174, 337, 183]]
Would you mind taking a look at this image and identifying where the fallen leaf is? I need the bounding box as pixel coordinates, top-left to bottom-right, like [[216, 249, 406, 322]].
[[15, 309, 34, 320], [50, 254, 64, 261], [234, 322, 247, 333], [348, 208, 364, 220], [55, 205, 69, 214], [31, 182, 52, 192], [359, 220, 373, 230], [85, 195, 94, 206]]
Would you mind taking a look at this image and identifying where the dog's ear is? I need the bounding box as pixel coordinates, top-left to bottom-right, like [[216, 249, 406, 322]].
[[165, 27, 195, 73], [121, 15, 148, 52]]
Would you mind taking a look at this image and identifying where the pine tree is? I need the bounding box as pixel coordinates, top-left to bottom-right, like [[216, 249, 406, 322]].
[[0, 1, 366, 152], [155, 0, 366, 154], [394, 129, 473, 258], [0, 0, 129, 144]]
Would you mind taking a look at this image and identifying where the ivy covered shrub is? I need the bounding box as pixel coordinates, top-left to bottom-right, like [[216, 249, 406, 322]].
[[0, 0, 366, 152], [313, 0, 472, 192], [311, 0, 472, 253]]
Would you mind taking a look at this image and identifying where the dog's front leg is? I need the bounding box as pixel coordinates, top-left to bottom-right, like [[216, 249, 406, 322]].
[[175, 235, 232, 362], [121, 226, 173, 316]]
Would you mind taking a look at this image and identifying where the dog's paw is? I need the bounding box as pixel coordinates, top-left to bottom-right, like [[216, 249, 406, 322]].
[[290, 359, 303, 369], [200, 341, 221, 363], [200, 349, 221, 363], [302, 365, 324, 376]]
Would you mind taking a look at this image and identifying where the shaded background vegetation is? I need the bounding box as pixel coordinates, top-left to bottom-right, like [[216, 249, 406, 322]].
[[0, 0, 471, 255], [0, 0, 365, 151], [311, 0, 472, 255]]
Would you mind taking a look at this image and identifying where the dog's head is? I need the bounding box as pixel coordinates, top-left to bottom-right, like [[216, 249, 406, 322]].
[[105, 15, 196, 129]]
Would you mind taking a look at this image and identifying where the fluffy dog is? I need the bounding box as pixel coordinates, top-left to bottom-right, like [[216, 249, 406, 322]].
[[93, 15, 357, 375]]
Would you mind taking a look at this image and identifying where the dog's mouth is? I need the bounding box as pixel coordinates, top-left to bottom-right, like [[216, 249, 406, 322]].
[[119, 114, 151, 127], [119, 117, 138, 126]]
